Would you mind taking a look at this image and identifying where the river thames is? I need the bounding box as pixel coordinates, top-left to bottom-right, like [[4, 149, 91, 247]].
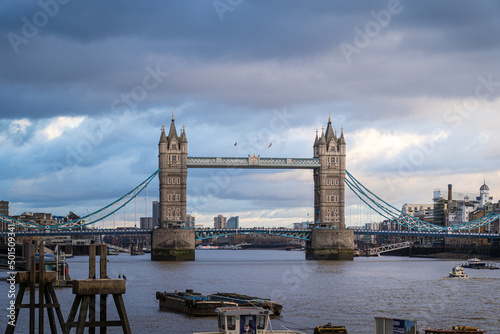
[[1, 250, 499, 333]]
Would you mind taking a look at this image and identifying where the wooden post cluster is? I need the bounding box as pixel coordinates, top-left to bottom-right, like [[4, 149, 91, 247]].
[[5, 242, 66, 334], [65, 244, 131, 334]]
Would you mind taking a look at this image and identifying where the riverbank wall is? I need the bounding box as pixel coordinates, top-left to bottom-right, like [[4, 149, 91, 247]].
[[382, 244, 500, 259]]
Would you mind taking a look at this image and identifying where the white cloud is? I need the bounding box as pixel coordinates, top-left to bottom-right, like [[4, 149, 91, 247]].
[[37, 116, 85, 141], [348, 128, 449, 169], [9, 119, 32, 135]]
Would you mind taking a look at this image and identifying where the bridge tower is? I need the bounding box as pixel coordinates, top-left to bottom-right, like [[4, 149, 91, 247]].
[[158, 113, 188, 227], [313, 115, 346, 228], [308, 116, 353, 260], [152, 113, 195, 261]]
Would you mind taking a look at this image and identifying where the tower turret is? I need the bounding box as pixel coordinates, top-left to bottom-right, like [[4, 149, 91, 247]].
[[313, 129, 319, 158], [338, 126, 346, 155]]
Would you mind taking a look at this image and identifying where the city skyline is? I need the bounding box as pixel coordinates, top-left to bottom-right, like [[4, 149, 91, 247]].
[[1, 1, 499, 228]]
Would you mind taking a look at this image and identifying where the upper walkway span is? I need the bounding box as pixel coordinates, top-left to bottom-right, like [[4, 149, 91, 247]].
[[187, 156, 321, 169]]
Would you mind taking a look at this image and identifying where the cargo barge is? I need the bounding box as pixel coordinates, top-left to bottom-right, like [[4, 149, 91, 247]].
[[156, 290, 237, 316], [156, 290, 283, 317]]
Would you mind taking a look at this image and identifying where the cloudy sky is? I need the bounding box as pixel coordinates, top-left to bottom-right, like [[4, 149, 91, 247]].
[[1, 0, 500, 228]]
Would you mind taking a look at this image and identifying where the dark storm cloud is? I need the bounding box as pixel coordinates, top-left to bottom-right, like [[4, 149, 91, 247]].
[[2, 1, 500, 220], [1, 0, 500, 121]]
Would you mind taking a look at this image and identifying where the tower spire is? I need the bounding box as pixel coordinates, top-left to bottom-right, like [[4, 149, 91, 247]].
[[168, 113, 178, 140], [325, 115, 335, 144], [159, 124, 167, 144]]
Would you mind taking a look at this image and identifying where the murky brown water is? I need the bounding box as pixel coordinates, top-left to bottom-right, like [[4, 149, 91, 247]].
[[1, 250, 499, 333]]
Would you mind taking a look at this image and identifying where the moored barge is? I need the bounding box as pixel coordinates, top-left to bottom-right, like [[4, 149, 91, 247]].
[[156, 290, 238, 316], [156, 290, 283, 317]]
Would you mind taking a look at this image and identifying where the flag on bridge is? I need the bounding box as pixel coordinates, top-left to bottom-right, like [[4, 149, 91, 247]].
[[234, 142, 237, 146], [268, 142, 272, 148]]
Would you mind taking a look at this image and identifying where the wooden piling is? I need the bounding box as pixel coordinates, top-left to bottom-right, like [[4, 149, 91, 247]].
[[89, 244, 96, 279], [5, 242, 65, 334], [65, 244, 131, 334], [29, 243, 35, 334], [100, 244, 108, 334], [39, 242, 45, 334]]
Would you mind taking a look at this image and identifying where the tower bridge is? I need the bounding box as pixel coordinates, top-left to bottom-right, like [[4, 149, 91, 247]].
[[152, 114, 353, 261]]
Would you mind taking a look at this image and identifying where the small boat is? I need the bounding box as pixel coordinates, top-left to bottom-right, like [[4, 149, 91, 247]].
[[462, 258, 499, 270], [156, 290, 238, 316], [193, 307, 306, 334], [423, 325, 486, 333], [107, 247, 119, 256], [449, 264, 467, 278], [210, 292, 283, 316], [314, 322, 348, 333], [196, 245, 219, 250], [130, 242, 145, 256], [462, 258, 486, 269], [37, 247, 72, 287]]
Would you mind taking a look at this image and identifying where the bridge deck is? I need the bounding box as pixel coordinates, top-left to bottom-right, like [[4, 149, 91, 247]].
[[2, 228, 499, 239]]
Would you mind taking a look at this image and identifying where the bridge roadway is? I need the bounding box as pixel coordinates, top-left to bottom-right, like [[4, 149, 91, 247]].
[[2, 228, 499, 240]]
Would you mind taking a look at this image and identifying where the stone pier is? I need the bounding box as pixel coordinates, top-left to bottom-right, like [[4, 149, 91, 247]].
[[306, 229, 354, 261], [151, 229, 195, 261]]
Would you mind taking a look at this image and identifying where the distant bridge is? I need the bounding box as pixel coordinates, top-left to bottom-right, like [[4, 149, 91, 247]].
[[2, 227, 499, 240], [195, 228, 311, 240]]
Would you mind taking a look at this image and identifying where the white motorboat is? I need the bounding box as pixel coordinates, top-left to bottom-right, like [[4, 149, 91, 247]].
[[449, 264, 467, 278], [193, 307, 305, 334], [462, 257, 499, 270]]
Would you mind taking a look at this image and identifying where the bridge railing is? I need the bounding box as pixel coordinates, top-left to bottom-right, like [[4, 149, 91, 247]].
[[2, 227, 499, 239], [194, 227, 312, 241]]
